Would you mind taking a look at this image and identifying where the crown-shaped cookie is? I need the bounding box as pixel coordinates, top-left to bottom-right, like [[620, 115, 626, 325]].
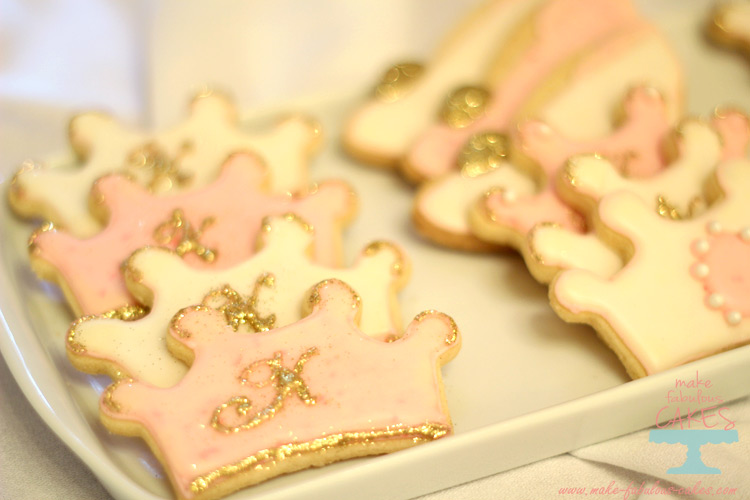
[[68, 214, 408, 387], [341, 0, 544, 168], [413, 86, 669, 252], [402, 0, 642, 183], [523, 110, 750, 283], [9, 91, 321, 237], [100, 279, 460, 500], [29, 153, 355, 317], [550, 158, 750, 378]]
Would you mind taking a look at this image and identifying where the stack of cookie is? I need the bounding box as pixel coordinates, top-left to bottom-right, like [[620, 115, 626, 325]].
[[344, 0, 750, 380], [7, 91, 461, 499]]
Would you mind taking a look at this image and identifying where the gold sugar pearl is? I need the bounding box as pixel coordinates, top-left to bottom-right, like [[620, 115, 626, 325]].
[[375, 63, 424, 103], [441, 86, 490, 129], [458, 132, 508, 178]]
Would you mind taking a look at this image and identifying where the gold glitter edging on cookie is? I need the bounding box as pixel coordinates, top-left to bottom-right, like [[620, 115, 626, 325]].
[[413, 310, 459, 346], [189, 422, 450, 495], [201, 274, 276, 333], [307, 279, 362, 314], [363, 241, 407, 278]]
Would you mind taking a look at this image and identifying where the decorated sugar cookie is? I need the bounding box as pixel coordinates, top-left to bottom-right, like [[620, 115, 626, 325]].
[[550, 158, 750, 378], [30, 153, 355, 317], [402, 0, 642, 183], [415, 86, 668, 252], [100, 279, 460, 500], [9, 91, 322, 237], [342, 0, 545, 168], [525, 109, 750, 283], [68, 215, 408, 387], [708, 2, 750, 64]]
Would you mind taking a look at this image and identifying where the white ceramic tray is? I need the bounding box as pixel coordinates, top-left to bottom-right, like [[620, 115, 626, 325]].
[[2, 3, 750, 499]]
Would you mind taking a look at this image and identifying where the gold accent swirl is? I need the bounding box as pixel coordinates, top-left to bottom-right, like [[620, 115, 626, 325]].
[[202, 274, 276, 332], [211, 348, 319, 433], [375, 63, 424, 103], [441, 86, 490, 129], [153, 209, 217, 262], [458, 132, 509, 177]]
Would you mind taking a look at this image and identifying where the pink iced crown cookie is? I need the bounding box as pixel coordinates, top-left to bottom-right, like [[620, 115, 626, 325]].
[[29, 152, 355, 316], [100, 279, 461, 500]]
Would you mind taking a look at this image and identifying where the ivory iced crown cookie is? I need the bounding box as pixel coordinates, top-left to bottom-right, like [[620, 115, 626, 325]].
[[525, 109, 750, 283], [412, 87, 670, 254], [403, 0, 642, 183], [342, 0, 545, 168], [550, 158, 750, 378], [9, 91, 322, 238], [411, 133, 536, 251], [29, 152, 356, 317], [462, 87, 667, 273], [100, 279, 460, 500], [559, 119, 730, 220], [68, 214, 409, 387]]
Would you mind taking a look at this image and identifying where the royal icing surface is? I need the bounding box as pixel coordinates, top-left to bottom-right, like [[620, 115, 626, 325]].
[[561, 120, 725, 218], [101, 279, 460, 499], [527, 224, 622, 283], [30, 153, 355, 316], [530, 24, 683, 141], [9, 92, 321, 237], [528, 110, 750, 282], [691, 224, 750, 324], [413, 158, 535, 247], [403, 0, 640, 182], [467, 87, 667, 255], [342, 0, 544, 166], [551, 158, 750, 377], [69, 215, 407, 387]]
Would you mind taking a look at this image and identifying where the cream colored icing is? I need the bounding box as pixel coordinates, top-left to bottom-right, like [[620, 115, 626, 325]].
[[564, 120, 723, 215], [101, 279, 459, 499], [70, 215, 407, 387], [469, 86, 670, 250], [552, 159, 750, 376], [535, 25, 682, 140], [343, 0, 544, 163], [11, 92, 321, 238], [404, 0, 640, 181], [528, 111, 750, 281], [529, 225, 622, 280], [31, 153, 354, 316], [415, 162, 535, 236]]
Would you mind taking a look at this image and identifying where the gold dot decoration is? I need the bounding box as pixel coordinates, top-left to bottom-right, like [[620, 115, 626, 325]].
[[458, 132, 509, 178], [375, 63, 425, 103], [441, 86, 490, 129]]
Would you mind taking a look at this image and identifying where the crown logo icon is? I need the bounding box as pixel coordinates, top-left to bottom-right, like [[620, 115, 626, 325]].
[[101, 279, 460, 499]]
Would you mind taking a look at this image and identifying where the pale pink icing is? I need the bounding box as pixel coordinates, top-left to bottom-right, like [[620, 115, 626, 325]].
[[32, 153, 354, 316], [404, 0, 639, 181], [713, 109, 750, 161], [102, 280, 458, 499], [483, 86, 669, 236], [691, 230, 750, 318]]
